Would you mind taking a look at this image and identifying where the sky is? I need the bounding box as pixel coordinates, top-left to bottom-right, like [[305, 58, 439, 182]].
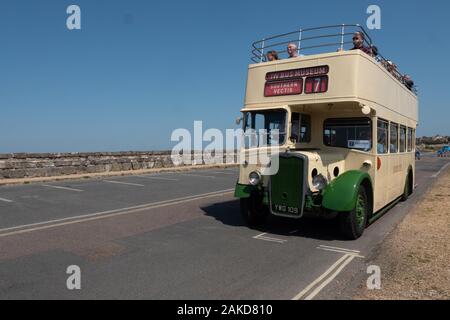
[[1, 0, 449, 152]]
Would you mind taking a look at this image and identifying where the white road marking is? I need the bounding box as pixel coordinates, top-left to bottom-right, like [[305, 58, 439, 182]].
[[258, 237, 286, 244], [0, 197, 13, 203], [253, 233, 287, 244], [136, 176, 178, 181], [303, 255, 356, 300], [180, 173, 217, 178], [0, 189, 234, 238], [103, 180, 145, 187], [317, 247, 365, 258], [293, 246, 364, 300], [256, 236, 287, 244], [292, 254, 350, 300], [20, 195, 39, 199], [211, 171, 237, 175], [318, 245, 360, 253], [431, 162, 450, 178], [254, 232, 267, 238], [289, 230, 299, 234], [42, 185, 84, 192]]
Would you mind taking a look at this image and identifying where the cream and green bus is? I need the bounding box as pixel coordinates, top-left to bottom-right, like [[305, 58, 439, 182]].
[[234, 25, 418, 239]]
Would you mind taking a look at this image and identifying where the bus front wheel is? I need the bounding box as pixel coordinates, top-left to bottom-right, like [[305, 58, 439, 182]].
[[240, 195, 268, 227], [339, 186, 369, 240]]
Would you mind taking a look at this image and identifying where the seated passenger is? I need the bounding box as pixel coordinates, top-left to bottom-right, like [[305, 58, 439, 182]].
[[377, 132, 387, 154], [266, 50, 279, 61], [402, 74, 414, 91], [385, 60, 401, 79], [358, 131, 371, 151], [390, 143, 397, 153], [287, 43, 300, 58], [370, 45, 379, 58], [290, 122, 299, 143], [385, 60, 395, 73], [351, 32, 372, 56]]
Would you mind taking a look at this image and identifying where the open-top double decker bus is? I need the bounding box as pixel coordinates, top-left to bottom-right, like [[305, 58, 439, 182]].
[[234, 24, 418, 239]]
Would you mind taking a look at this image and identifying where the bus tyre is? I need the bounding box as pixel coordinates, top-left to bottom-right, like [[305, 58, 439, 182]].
[[401, 172, 412, 202], [240, 195, 268, 226], [339, 186, 369, 240]]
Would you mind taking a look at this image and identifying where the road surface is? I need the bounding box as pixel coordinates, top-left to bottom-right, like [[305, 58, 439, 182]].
[[0, 155, 448, 299]]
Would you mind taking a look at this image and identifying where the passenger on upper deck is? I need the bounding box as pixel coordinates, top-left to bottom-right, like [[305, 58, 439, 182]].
[[385, 60, 396, 73], [402, 74, 415, 91], [370, 45, 379, 59], [385, 60, 402, 80], [351, 32, 372, 56], [287, 43, 300, 58], [266, 50, 279, 61]]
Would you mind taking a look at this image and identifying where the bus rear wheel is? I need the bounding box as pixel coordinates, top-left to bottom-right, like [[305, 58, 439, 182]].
[[240, 194, 268, 227], [401, 172, 413, 201], [339, 186, 369, 240]]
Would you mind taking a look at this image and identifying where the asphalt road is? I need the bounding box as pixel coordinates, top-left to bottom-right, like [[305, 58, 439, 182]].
[[0, 155, 448, 300]]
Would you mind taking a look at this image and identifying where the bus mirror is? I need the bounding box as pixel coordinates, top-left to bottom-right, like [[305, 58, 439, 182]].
[[235, 117, 243, 125]]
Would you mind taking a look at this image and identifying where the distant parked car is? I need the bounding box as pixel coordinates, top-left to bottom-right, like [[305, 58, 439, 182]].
[[437, 146, 450, 157]]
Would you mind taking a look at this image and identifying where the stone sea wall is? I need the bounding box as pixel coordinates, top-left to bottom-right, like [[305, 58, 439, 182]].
[[0, 151, 237, 179]]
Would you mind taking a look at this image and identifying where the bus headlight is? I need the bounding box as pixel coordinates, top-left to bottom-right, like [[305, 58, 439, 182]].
[[249, 171, 261, 186], [312, 174, 328, 190]]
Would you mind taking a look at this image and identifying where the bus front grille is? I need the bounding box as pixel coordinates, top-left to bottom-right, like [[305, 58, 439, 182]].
[[269, 155, 306, 218]]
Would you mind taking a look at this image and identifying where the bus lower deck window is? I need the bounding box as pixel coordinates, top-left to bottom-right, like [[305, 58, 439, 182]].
[[323, 118, 372, 151], [291, 113, 311, 143], [390, 123, 399, 153], [244, 110, 287, 148], [400, 126, 407, 153], [377, 119, 389, 154], [407, 128, 413, 152]]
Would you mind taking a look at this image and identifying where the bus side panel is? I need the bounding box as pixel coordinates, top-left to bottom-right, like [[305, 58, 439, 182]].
[[374, 155, 389, 212]]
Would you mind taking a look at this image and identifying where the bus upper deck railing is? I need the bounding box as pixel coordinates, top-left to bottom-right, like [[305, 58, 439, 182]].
[[251, 24, 417, 94]]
